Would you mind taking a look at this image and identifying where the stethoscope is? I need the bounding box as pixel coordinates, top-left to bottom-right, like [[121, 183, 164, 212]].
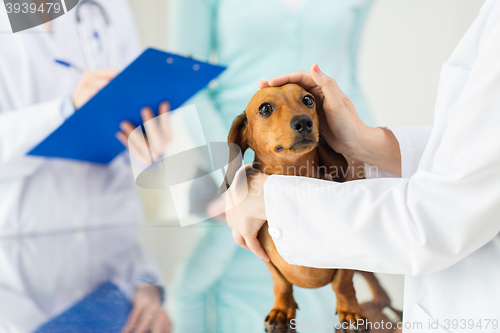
[[75, 0, 116, 70]]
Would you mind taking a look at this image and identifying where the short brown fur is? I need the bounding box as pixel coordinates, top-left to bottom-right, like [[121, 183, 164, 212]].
[[221, 84, 380, 333]]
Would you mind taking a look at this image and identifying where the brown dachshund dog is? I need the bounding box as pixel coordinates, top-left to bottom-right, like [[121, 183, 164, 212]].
[[220, 83, 387, 333]]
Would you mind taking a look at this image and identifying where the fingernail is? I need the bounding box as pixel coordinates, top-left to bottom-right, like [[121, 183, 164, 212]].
[[313, 64, 321, 73]]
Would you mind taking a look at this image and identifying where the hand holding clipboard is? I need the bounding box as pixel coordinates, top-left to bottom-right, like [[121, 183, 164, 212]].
[[29, 48, 226, 164]]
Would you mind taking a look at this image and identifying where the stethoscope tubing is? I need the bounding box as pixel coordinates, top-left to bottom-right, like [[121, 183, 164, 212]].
[[75, 0, 116, 70]]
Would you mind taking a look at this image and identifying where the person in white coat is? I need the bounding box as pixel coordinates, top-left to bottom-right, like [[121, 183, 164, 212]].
[[0, 226, 161, 333], [0, 1, 171, 332], [225, 0, 500, 332]]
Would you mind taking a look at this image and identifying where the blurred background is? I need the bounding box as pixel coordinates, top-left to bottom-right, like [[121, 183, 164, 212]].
[[0, 1, 486, 332], [128, 0, 485, 310]]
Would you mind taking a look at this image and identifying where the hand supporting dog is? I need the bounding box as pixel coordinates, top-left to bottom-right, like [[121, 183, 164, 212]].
[[222, 83, 373, 333], [225, 166, 270, 262]]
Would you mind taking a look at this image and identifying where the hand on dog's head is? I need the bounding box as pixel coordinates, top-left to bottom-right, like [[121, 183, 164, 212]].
[[219, 83, 346, 195]]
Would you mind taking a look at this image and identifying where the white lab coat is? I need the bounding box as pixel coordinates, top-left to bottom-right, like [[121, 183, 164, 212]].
[[0, 2, 162, 332], [0, 226, 160, 333], [0, 1, 142, 235], [264, 0, 500, 332]]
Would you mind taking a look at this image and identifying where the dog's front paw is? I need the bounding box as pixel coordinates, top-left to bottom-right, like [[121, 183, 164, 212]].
[[264, 309, 296, 333], [337, 311, 370, 333]]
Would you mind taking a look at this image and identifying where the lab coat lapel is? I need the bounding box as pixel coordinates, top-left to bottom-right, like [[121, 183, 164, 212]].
[[419, 63, 471, 171], [417, 2, 486, 172]]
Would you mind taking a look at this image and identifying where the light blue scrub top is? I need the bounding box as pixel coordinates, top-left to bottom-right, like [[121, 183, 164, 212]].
[[170, 0, 374, 152], [168, 1, 374, 332]]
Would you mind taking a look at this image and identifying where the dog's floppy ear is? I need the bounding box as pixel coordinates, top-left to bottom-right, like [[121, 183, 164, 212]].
[[317, 136, 349, 182], [218, 111, 249, 195]]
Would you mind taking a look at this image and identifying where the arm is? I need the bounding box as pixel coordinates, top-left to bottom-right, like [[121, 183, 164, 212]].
[[224, 123, 432, 262], [118, 246, 172, 333], [0, 288, 47, 333], [364, 126, 433, 179], [260, 64, 405, 176], [0, 97, 73, 180], [229, 48, 430, 262], [0, 68, 116, 180], [265, 5, 500, 275]]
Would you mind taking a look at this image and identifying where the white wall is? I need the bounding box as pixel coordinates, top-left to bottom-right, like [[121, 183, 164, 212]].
[[360, 0, 485, 126], [128, 0, 485, 127], [128, 0, 169, 50], [129, 0, 486, 311]]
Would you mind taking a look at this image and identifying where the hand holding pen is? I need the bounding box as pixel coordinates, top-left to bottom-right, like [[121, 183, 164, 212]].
[[55, 59, 117, 109]]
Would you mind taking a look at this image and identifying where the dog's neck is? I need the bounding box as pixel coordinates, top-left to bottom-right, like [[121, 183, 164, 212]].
[[253, 149, 321, 178]]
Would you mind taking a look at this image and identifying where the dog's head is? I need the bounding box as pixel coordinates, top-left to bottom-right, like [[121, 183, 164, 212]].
[[219, 83, 345, 194]]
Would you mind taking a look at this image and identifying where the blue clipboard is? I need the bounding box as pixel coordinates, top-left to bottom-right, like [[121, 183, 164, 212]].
[[28, 48, 226, 164], [34, 282, 132, 333]]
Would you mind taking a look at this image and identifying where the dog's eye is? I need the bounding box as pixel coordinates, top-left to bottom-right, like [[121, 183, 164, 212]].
[[302, 95, 314, 108], [258, 103, 273, 117]]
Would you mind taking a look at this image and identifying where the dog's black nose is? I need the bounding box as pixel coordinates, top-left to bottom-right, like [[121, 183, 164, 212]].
[[291, 115, 313, 135]]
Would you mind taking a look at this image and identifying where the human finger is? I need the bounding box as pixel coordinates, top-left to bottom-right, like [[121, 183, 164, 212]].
[[158, 102, 172, 144], [93, 68, 119, 79], [258, 71, 313, 90], [121, 304, 144, 333], [116, 131, 129, 148], [82, 78, 111, 99], [120, 122, 152, 164], [134, 309, 157, 333], [159, 101, 170, 115], [152, 311, 172, 333], [206, 196, 227, 221], [258, 80, 271, 89], [141, 107, 155, 123], [144, 104, 172, 159], [232, 228, 249, 250], [245, 236, 270, 262], [310, 63, 343, 104], [119, 121, 136, 137], [141, 107, 162, 154], [267, 71, 316, 89]]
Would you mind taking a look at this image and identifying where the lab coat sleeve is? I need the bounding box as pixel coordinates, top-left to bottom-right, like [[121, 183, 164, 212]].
[[132, 246, 164, 287], [0, 288, 47, 333], [111, 244, 165, 301], [264, 5, 500, 276], [364, 126, 433, 179], [0, 97, 75, 180]]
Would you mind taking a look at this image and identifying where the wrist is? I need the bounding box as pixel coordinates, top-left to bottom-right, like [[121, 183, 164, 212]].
[[61, 95, 77, 118], [338, 122, 378, 159], [351, 126, 402, 176], [348, 126, 387, 162], [71, 94, 79, 110]]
